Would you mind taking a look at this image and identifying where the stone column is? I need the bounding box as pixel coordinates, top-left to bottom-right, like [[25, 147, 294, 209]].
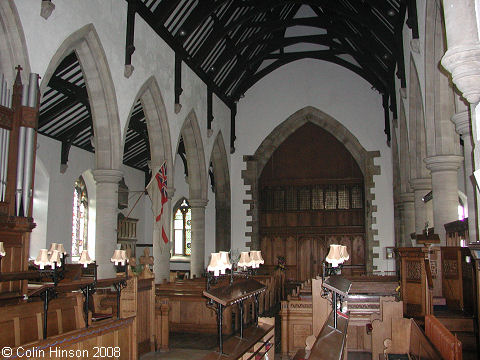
[[410, 178, 433, 235], [400, 192, 415, 246], [190, 198, 208, 278], [441, 0, 480, 105], [93, 169, 123, 279], [425, 155, 463, 245], [453, 106, 478, 242], [153, 186, 175, 283]]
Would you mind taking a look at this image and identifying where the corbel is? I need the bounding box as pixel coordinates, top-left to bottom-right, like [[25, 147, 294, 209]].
[[207, 87, 213, 137], [124, 0, 137, 78], [40, 0, 55, 20], [230, 103, 236, 154], [174, 52, 183, 113]]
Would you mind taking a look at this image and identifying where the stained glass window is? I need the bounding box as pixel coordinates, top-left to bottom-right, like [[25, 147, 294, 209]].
[[173, 198, 192, 256], [72, 176, 88, 259]]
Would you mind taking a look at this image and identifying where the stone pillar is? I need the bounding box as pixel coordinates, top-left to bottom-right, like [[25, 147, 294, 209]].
[[189, 198, 208, 278], [453, 107, 478, 242], [441, 0, 480, 105], [93, 169, 123, 279], [153, 186, 175, 283], [410, 178, 433, 235], [425, 155, 463, 245], [400, 192, 415, 246]]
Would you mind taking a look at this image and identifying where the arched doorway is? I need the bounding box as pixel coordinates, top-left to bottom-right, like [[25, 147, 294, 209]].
[[258, 122, 365, 281]]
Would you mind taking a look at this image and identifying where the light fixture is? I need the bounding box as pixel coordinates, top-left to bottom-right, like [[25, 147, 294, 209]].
[[339, 246, 349, 262], [238, 251, 252, 270], [0, 242, 5, 257], [55, 243, 67, 257], [111, 249, 128, 266], [49, 249, 61, 268], [219, 251, 232, 274], [78, 250, 93, 268], [35, 249, 52, 269], [326, 244, 343, 267], [250, 250, 264, 269], [48, 242, 58, 255], [207, 252, 222, 276]]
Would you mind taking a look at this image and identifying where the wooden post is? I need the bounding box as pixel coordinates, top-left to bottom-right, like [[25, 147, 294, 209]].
[[280, 301, 289, 358]]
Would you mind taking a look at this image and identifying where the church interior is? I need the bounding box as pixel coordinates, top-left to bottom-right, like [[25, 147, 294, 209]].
[[1, 0, 480, 359]]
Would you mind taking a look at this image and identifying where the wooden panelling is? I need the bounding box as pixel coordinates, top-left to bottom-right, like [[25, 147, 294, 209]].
[[10, 317, 137, 360]]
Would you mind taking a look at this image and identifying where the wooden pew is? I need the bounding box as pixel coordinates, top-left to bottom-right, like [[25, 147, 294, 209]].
[[425, 314, 462, 360], [10, 317, 137, 359], [0, 291, 85, 348]]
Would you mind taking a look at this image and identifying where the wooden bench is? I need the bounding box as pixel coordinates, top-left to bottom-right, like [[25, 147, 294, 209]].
[[425, 314, 462, 360], [0, 291, 85, 348]]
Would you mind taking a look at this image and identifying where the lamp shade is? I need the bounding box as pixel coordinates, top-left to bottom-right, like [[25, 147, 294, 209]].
[[219, 251, 232, 274], [48, 242, 58, 255], [326, 244, 342, 267], [250, 250, 264, 268], [35, 249, 51, 269], [111, 249, 127, 266], [0, 242, 5, 257], [49, 249, 61, 268], [237, 251, 252, 269], [78, 250, 93, 268], [56, 243, 67, 257], [207, 252, 222, 276], [340, 246, 349, 262]]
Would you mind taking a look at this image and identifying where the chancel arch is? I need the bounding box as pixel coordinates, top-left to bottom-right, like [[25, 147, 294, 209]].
[[209, 131, 231, 252], [179, 110, 208, 277], [243, 106, 380, 277]]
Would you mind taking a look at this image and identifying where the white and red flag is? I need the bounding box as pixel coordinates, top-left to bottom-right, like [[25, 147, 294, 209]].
[[147, 161, 169, 243]]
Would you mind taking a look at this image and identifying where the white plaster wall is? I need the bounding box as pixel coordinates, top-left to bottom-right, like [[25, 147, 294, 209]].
[[14, 0, 231, 270], [32, 134, 147, 261], [233, 59, 395, 272]]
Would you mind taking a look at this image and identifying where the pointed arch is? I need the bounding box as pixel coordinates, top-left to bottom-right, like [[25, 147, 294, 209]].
[[408, 57, 428, 180], [242, 106, 380, 272], [130, 76, 173, 174], [180, 110, 208, 201], [424, 1, 458, 156], [40, 24, 121, 170], [209, 131, 231, 251], [0, 1, 30, 82]]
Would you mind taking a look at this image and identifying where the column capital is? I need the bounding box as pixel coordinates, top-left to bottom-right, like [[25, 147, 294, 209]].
[[452, 110, 471, 136], [410, 178, 432, 191], [189, 199, 208, 208], [93, 169, 123, 184], [400, 192, 414, 203], [441, 44, 480, 104], [424, 155, 463, 173]]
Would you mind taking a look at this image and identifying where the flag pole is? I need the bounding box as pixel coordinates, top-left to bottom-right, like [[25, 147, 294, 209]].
[[118, 188, 146, 230]]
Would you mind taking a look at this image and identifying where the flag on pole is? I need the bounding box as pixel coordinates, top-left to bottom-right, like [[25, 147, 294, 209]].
[[147, 161, 169, 244]]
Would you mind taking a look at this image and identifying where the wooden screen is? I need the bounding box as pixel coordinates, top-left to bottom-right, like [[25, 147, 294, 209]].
[[259, 123, 366, 282]]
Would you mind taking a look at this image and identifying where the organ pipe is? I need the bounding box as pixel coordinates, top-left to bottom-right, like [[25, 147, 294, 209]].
[[22, 73, 39, 216]]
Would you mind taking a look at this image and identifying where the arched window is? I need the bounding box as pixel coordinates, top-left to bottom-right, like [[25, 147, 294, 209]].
[[173, 198, 191, 256], [72, 176, 88, 260]]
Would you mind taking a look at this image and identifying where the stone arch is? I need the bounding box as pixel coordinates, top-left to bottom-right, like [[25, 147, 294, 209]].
[[399, 98, 411, 195], [242, 106, 380, 272], [408, 57, 428, 180], [0, 1, 30, 82], [424, 1, 458, 157], [179, 110, 208, 201], [40, 23, 121, 170], [127, 76, 174, 282], [209, 131, 231, 252], [127, 76, 173, 173], [179, 110, 208, 277]]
